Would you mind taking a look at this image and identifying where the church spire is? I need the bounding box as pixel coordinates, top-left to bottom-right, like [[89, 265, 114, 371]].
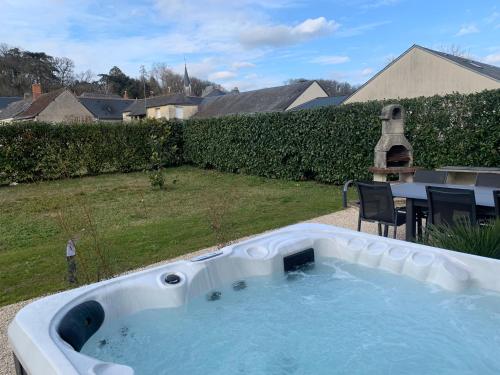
[[183, 60, 191, 96]]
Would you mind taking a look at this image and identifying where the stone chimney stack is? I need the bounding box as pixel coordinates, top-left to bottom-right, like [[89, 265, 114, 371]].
[[32, 83, 42, 101]]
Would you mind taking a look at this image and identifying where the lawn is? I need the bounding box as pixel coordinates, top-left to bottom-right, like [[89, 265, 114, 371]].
[[0, 166, 346, 306]]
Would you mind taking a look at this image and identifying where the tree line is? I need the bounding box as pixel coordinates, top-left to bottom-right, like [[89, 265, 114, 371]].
[[0, 44, 357, 99], [0, 44, 217, 98]]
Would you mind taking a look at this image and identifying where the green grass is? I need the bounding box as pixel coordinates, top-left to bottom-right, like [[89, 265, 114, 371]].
[[0, 166, 346, 306]]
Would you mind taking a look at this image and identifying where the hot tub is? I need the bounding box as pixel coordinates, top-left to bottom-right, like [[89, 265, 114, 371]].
[[8, 223, 500, 374]]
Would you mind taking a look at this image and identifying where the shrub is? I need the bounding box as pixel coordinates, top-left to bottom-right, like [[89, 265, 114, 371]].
[[423, 220, 500, 259], [183, 89, 500, 184], [0, 120, 183, 184]]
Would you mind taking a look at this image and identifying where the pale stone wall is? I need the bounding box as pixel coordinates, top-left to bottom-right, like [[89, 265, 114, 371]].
[[37, 91, 95, 123], [286, 81, 329, 110], [146, 105, 198, 120], [123, 111, 132, 122], [345, 47, 500, 104], [180, 105, 198, 119]]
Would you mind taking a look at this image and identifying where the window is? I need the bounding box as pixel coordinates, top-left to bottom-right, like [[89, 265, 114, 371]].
[[175, 106, 184, 119]]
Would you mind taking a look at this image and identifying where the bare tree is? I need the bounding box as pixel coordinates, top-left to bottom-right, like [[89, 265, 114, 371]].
[[439, 44, 470, 58], [150, 63, 184, 95], [54, 57, 75, 86], [75, 69, 95, 83]]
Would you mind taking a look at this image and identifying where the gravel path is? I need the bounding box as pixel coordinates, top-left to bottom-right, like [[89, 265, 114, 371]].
[[0, 208, 404, 375]]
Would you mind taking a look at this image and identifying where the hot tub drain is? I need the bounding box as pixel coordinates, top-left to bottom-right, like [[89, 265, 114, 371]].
[[165, 274, 181, 285]]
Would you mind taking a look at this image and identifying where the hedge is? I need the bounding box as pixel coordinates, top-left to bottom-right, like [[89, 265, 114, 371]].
[[1, 89, 499, 185], [184, 89, 500, 184], [0, 120, 183, 184]]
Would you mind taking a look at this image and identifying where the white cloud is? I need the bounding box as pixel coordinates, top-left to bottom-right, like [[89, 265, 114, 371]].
[[239, 17, 340, 47], [361, 67, 373, 76], [484, 52, 500, 64], [209, 71, 238, 80], [232, 61, 256, 69], [336, 21, 390, 37], [456, 24, 479, 36], [311, 55, 350, 64], [485, 11, 499, 24], [360, 0, 399, 9]]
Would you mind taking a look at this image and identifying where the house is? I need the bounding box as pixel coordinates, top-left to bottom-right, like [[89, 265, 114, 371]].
[[0, 84, 133, 122], [344, 44, 500, 104], [123, 62, 329, 121], [193, 80, 328, 119], [0, 88, 93, 122], [123, 64, 205, 121]]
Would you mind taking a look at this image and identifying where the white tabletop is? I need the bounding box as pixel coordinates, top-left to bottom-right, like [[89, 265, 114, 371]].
[[391, 182, 497, 207]]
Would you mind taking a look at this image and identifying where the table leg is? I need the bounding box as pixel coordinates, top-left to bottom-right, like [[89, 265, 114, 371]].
[[405, 198, 416, 242]]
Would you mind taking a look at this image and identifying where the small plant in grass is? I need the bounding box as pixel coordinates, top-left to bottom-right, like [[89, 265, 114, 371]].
[[423, 219, 500, 259], [148, 120, 179, 190], [55, 194, 114, 284], [205, 187, 239, 249]]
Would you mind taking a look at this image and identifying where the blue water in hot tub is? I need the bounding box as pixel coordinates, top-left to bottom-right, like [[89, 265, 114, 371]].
[[81, 260, 500, 374]]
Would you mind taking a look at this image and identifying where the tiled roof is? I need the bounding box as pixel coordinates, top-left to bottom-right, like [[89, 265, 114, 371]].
[[291, 95, 348, 111], [0, 97, 22, 111], [194, 80, 317, 119], [78, 97, 134, 120], [0, 98, 32, 120], [144, 93, 203, 108], [79, 92, 123, 99], [15, 89, 65, 120], [124, 99, 146, 116]]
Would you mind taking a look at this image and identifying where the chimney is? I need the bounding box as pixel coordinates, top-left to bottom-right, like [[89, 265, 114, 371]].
[[32, 83, 42, 101], [123, 90, 129, 99]]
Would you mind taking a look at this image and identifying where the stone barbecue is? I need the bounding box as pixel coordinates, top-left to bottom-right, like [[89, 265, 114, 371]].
[[369, 104, 416, 181]]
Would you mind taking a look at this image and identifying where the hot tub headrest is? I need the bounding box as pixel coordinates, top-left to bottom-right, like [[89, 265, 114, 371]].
[[57, 300, 104, 352]]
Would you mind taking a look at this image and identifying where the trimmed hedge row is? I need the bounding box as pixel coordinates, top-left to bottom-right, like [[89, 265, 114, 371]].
[[184, 89, 500, 184], [1, 89, 498, 185], [0, 120, 183, 184]]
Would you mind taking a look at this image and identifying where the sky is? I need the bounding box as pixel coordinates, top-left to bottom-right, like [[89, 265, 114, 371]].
[[1, 0, 499, 91]]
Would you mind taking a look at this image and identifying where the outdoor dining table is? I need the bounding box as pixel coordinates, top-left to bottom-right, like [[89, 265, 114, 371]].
[[390, 182, 497, 242]]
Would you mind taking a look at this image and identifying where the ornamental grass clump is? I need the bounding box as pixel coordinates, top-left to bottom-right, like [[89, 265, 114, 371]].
[[424, 219, 500, 259]]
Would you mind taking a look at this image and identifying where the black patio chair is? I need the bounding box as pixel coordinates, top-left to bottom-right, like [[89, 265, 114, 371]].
[[413, 169, 448, 184], [356, 181, 406, 238], [413, 169, 448, 236], [494, 190, 500, 219], [425, 186, 477, 227], [475, 173, 500, 188]]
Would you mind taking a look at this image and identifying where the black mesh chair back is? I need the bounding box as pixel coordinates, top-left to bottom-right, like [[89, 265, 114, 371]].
[[426, 186, 477, 226], [494, 190, 500, 218], [413, 170, 447, 184], [475, 173, 500, 188], [356, 182, 395, 224]]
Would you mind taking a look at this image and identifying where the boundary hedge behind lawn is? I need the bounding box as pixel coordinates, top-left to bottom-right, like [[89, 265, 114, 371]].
[[0, 89, 499, 185], [184, 89, 500, 184], [0, 120, 183, 184]]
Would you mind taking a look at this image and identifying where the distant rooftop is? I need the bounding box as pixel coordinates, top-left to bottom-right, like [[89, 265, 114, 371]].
[[78, 96, 134, 120], [194, 80, 319, 119], [79, 92, 123, 99], [0, 96, 23, 111], [291, 96, 348, 111]]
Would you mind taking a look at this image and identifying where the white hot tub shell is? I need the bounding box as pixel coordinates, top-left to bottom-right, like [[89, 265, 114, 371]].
[[8, 223, 500, 375]]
